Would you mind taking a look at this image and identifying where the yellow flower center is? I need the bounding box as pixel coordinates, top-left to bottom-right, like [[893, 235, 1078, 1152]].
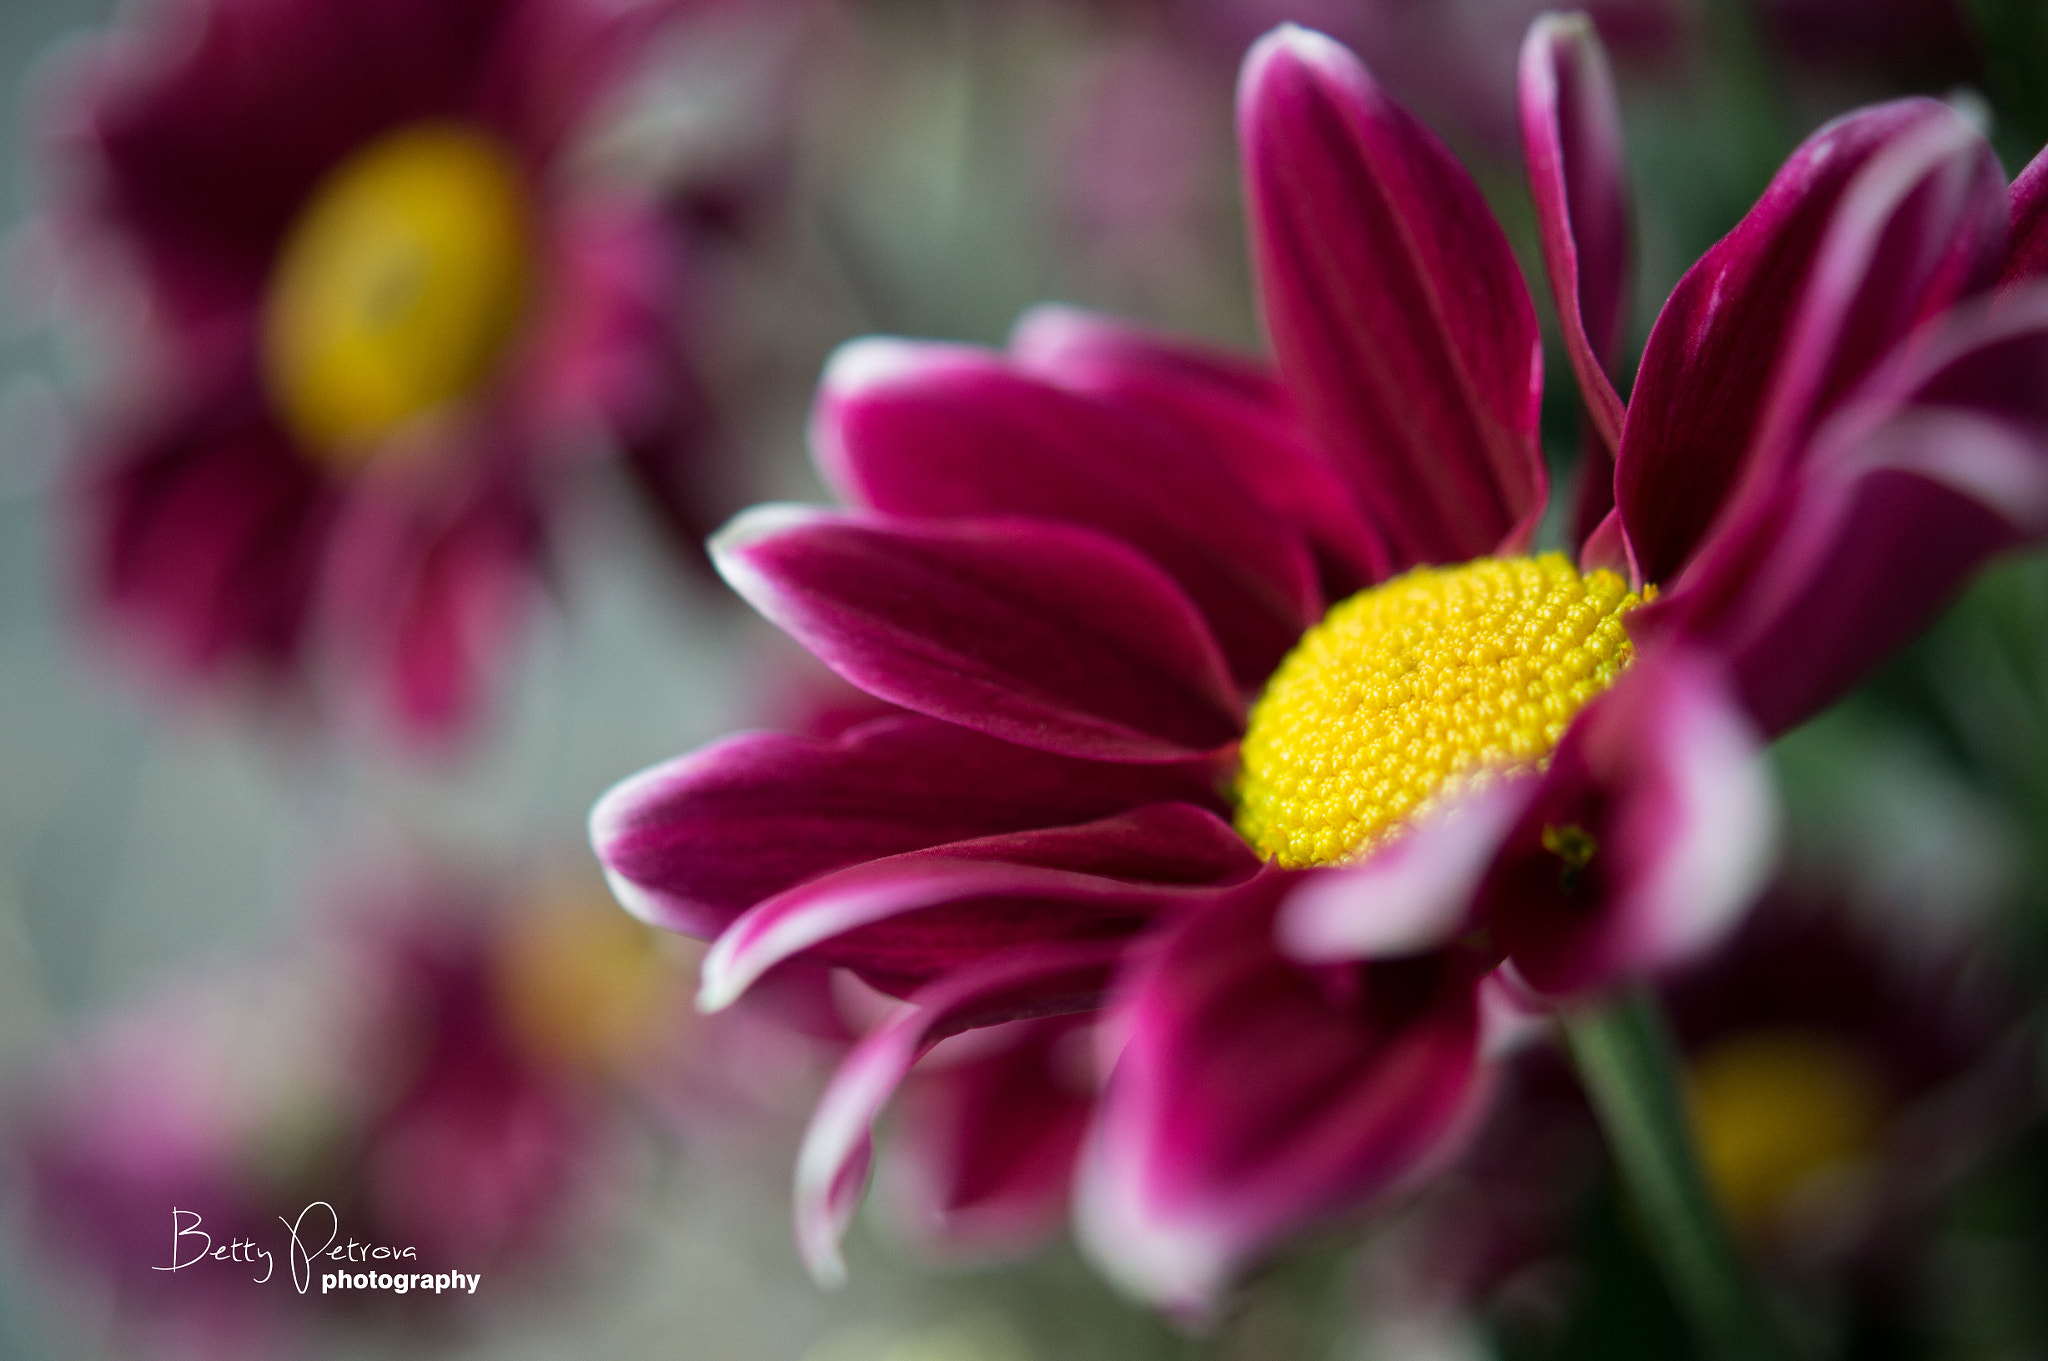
[[1234, 553, 1642, 867], [263, 122, 535, 466], [1686, 1030, 1886, 1237], [493, 887, 686, 1076]]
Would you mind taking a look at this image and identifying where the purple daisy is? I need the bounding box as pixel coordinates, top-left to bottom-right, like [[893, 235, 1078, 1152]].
[[594, 15, 2048, 1310], [50, 0, 721, 743]]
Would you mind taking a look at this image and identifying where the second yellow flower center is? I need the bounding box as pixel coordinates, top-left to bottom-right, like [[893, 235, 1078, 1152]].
[[263, 122, 535, 467], [1235, 553, 1643, 867]]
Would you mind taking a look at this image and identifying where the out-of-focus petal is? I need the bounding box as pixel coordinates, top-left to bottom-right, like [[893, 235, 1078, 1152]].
[[813, 338, 1320, 686], [1481, 653, 1777, 997], [1278, 780, 1534, 963], [1619, 99, 2006, 585], [794, 941, 1127, 1286], [878, 1016, 1094, 1263], [1640, 288, 2048, 733], [711, 507, 1244, 762], [1518, 13, 1630, 457], [591, 713, 1228, 940], [1239, 25, 1545, 569], [319, 455, 543, 745], [83, 371, 335, 679], [2002, 142, 2048, 288], [1007, 304, 1389, 594], [1076, 874, 1491, 1314], [699, 804, 1258, 1009]]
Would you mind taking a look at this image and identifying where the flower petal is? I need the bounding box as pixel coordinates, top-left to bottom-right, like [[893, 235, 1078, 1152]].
[[1277, 779, 1534, 963], [2002, 142, 2048, 288], [1239, 25, 1545, 568], [877, 1016, 1094, 1263], [1007, 304, 1389, 594], [85, 370, 334, 680], [1639, 287, 2048, 733], [814, 337, 1320, 685], [700, 803, 1259, 1009], [591, 713, 1228, 940], [320, 458, 543, 745], [711, 507, 1244, 762], [794, 942, 1126, 1286], [1518, 13, 1630, 458], [1076, 874, 1491, 1314], [1619, 98, 2007, 585], [1481, 653, 1777, 997]]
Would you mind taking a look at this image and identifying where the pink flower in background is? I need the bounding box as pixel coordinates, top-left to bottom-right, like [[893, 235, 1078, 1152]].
[[592, 14, 2048, 1312], [10, 874, 664, 1356], [49, 0, 727, 745]]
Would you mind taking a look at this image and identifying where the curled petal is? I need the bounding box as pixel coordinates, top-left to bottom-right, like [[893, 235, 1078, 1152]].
[[1518, 12, 1630, 457], [1077, 874, 1491, 1313], [1481, 653, 1778, 997], [1277, 779, 1535, 963], [1620, 99, 2006, 585], [1641, 288, 2048, 733], [711, 507, 1243, 762], [814, 337, 1319, 685], [1239, 25, 1545, 568], [700, 803, 1259, 1009], [591, 713, 1227, 940], [794, 942, 1126, 1286], [1008, 304, 1390, 595]]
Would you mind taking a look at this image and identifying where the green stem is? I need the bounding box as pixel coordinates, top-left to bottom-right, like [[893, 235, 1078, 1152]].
[[1561, 986, 1788, 1361]]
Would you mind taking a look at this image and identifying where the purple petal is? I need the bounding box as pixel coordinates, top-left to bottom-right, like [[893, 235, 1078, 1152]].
[[1076, 873, 1491, 1312], [1639, 287, 2048, 733], [794, 942, 1127, 1285], [317, 450, 543, 745], [2003, 142, 2048, 288], [1239, 25, 1545, 569], [700, 803, 1259, 1009], [591, 713, 1228, 940], [1278, 780, 1534, 964], [1619, 98, 2006, 585], [878, 1016, 1094, 1263], [1008, 304, 1390, 597], [86, 366, 335, 680], [1481, 653, 1777, 998], [711, 506, 1244, 762], [814, 338, 1320, 686], [1518, 13, 1630, 457]]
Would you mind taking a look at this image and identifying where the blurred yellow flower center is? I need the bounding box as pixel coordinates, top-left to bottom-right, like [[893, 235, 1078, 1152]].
[[1687, 1030, 1886, 1237], [494, 890, 684, 1076], [1234, 554, 1642, 867], [263, 122, 534, 465]]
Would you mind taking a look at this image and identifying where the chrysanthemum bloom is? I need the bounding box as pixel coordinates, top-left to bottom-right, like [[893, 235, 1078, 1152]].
[[594, 15, 2048, 1309], [51, 0, 721, 742]]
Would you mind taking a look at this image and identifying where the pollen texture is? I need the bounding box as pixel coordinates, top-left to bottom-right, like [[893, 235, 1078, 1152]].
[[1234, 553, 1642, 867]]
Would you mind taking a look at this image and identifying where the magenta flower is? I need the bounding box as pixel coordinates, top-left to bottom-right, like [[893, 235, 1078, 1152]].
[[52, 0, 714, 743], [594, 16, 2048, 1310]]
